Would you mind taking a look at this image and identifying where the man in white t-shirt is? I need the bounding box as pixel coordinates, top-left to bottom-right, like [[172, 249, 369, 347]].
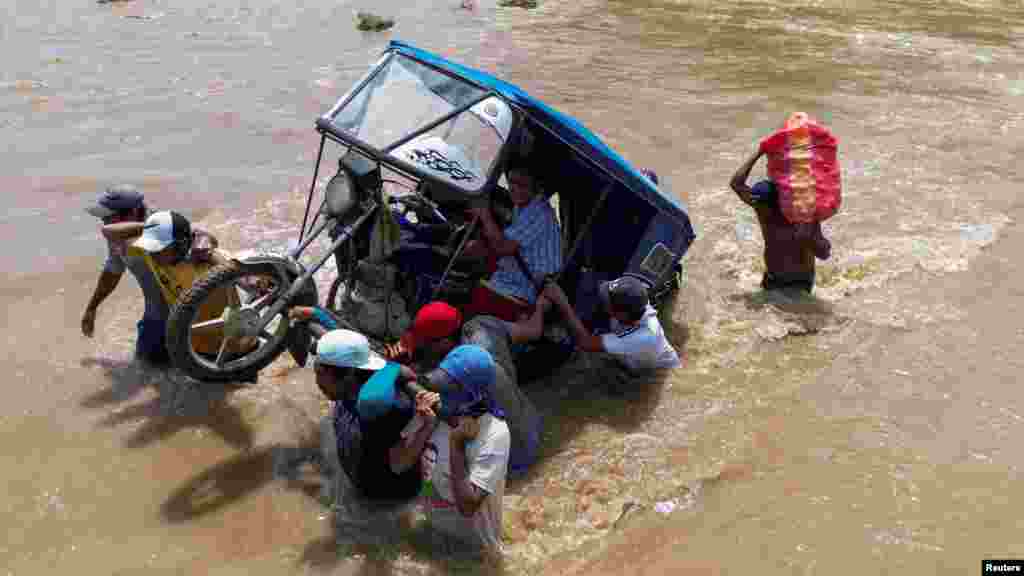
[[543, 275, 681, 377], [419, 345, 511, 556]]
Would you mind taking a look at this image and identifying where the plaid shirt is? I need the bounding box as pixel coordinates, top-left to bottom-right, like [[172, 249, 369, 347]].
[[488, 197, 562, 303]]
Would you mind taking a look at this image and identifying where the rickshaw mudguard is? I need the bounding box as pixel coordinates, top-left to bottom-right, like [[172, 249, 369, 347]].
[[231, 254, 320, 367]]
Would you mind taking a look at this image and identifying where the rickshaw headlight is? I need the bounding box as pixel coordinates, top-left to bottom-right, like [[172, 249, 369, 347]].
[[324, 168, 356, 217]]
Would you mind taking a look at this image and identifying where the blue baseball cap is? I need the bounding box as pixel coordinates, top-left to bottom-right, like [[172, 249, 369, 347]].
[[438, 345, 503, 418], [86, 184, 145, 218], [599, 275, 650, 322], [315, 329, 387, 370]]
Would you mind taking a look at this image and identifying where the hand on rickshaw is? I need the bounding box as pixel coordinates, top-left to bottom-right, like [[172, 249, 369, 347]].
[[288, 306, 315, 322], [465, 206, 491, 222], [542, 279, 570, 310], [383, 340, 409, 361], [529, 292, 553, 316], [190, 232, 219, 263]]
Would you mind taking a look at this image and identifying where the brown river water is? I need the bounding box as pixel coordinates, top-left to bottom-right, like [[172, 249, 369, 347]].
[[4, 0, 1024, 574]]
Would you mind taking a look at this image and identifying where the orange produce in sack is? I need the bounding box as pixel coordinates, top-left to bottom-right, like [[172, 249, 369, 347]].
[[759, 112, 841, 224]]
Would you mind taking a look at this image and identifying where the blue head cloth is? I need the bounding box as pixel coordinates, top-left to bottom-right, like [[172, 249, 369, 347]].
[[356, 362, 402, 421], [438, 345, 504, 419], [751, 180, 778, 205]]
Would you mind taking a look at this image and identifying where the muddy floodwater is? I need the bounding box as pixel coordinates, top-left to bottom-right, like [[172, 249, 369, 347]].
[[3, 0, 1024, 574]]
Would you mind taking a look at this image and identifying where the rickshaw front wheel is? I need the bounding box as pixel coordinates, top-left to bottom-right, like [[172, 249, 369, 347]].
[[167, 260, 315, 382]]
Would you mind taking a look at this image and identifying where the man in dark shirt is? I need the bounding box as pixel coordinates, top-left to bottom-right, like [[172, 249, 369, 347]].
[[730, 148, 832, 292], [313, 329, 439, 503]]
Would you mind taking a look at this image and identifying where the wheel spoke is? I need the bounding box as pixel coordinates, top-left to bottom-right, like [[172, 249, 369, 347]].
[[191, 318, 225, 331], [244, 290, 278, 310], [236, 275, 283, 304], [214, 336, 231, 367]]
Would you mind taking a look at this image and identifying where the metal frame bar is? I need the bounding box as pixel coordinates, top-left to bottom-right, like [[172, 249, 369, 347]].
[[432, 216, 479, 299], [387, 48, 498, 100], [289, 216, 334, 261], [382, 92, 491, 153], [253, 204, 377, 334], [316, 118, 493, 202], [299, 134, 327, 242], [322, 53, 393, 122], [558, 181, 612, 281]]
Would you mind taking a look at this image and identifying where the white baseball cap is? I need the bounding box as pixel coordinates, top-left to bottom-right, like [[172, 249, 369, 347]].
[[315, 329, 387, 370], [133, 210, 190, 253]]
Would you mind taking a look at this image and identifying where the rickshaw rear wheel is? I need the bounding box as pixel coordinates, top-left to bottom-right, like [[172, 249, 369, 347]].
[[167, 260, 313, 382]]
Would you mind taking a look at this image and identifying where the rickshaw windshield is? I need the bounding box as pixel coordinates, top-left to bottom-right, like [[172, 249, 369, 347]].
[[327, 53, 512, 193]]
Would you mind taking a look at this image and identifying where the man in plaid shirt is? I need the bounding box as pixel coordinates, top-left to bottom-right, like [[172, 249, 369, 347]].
[[462, 166, 562, 322]]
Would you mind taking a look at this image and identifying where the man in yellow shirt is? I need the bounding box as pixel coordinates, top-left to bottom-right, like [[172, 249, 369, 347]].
[[100, 210, 236, 365]]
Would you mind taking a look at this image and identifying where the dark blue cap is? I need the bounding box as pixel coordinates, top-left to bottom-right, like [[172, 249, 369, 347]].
[[599, 275, 650, 322], [750, 180, 777, 204], [86, 184, 145, 218]]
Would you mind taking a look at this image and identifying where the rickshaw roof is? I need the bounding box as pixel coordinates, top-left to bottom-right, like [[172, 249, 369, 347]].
[[387, 41, 695, 240]]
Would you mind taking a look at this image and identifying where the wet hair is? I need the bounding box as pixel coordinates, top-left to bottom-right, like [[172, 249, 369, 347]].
[[317, 363, 377, 398], [505, 165, 538, 198], [319, 363, 374, 382], [169, 212, 194, 263], [103, 203, 148, 224], [506, 164, 533, 181]]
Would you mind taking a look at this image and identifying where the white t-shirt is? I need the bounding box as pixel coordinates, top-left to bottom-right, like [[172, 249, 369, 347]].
[[422, 414, 510, 554], [601, 304, 682, 372]]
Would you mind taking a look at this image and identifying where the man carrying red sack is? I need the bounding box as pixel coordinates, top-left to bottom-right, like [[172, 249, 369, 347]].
[[730, 147, 832, 293]]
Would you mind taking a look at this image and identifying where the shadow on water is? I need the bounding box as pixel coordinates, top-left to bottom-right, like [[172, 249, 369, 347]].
[[79, 357, 255, 450], [162, 447, 279, 523], [161, 442, 323, 524]]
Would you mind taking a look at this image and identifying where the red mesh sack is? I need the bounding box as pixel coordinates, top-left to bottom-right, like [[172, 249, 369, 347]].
[[759, 112, 841, 223]]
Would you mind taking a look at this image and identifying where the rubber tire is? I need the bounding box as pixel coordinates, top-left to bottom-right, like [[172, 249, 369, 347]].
[[167, 261, 306, 383]]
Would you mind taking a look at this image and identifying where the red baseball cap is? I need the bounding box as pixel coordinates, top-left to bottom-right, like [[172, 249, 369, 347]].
[[400, 302, 463, 353]]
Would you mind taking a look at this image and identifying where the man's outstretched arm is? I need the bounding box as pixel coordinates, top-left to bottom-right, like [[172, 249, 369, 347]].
[[542, 282, 604, 353], [82, 270, 123, 337], [101, 221, 145, 241]]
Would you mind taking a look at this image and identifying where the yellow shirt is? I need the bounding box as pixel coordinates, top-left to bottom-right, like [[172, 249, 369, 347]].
[[131, 247, 246, 356]]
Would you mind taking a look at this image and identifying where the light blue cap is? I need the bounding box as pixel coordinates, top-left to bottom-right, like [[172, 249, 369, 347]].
[[315, 329, 386, 370]]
